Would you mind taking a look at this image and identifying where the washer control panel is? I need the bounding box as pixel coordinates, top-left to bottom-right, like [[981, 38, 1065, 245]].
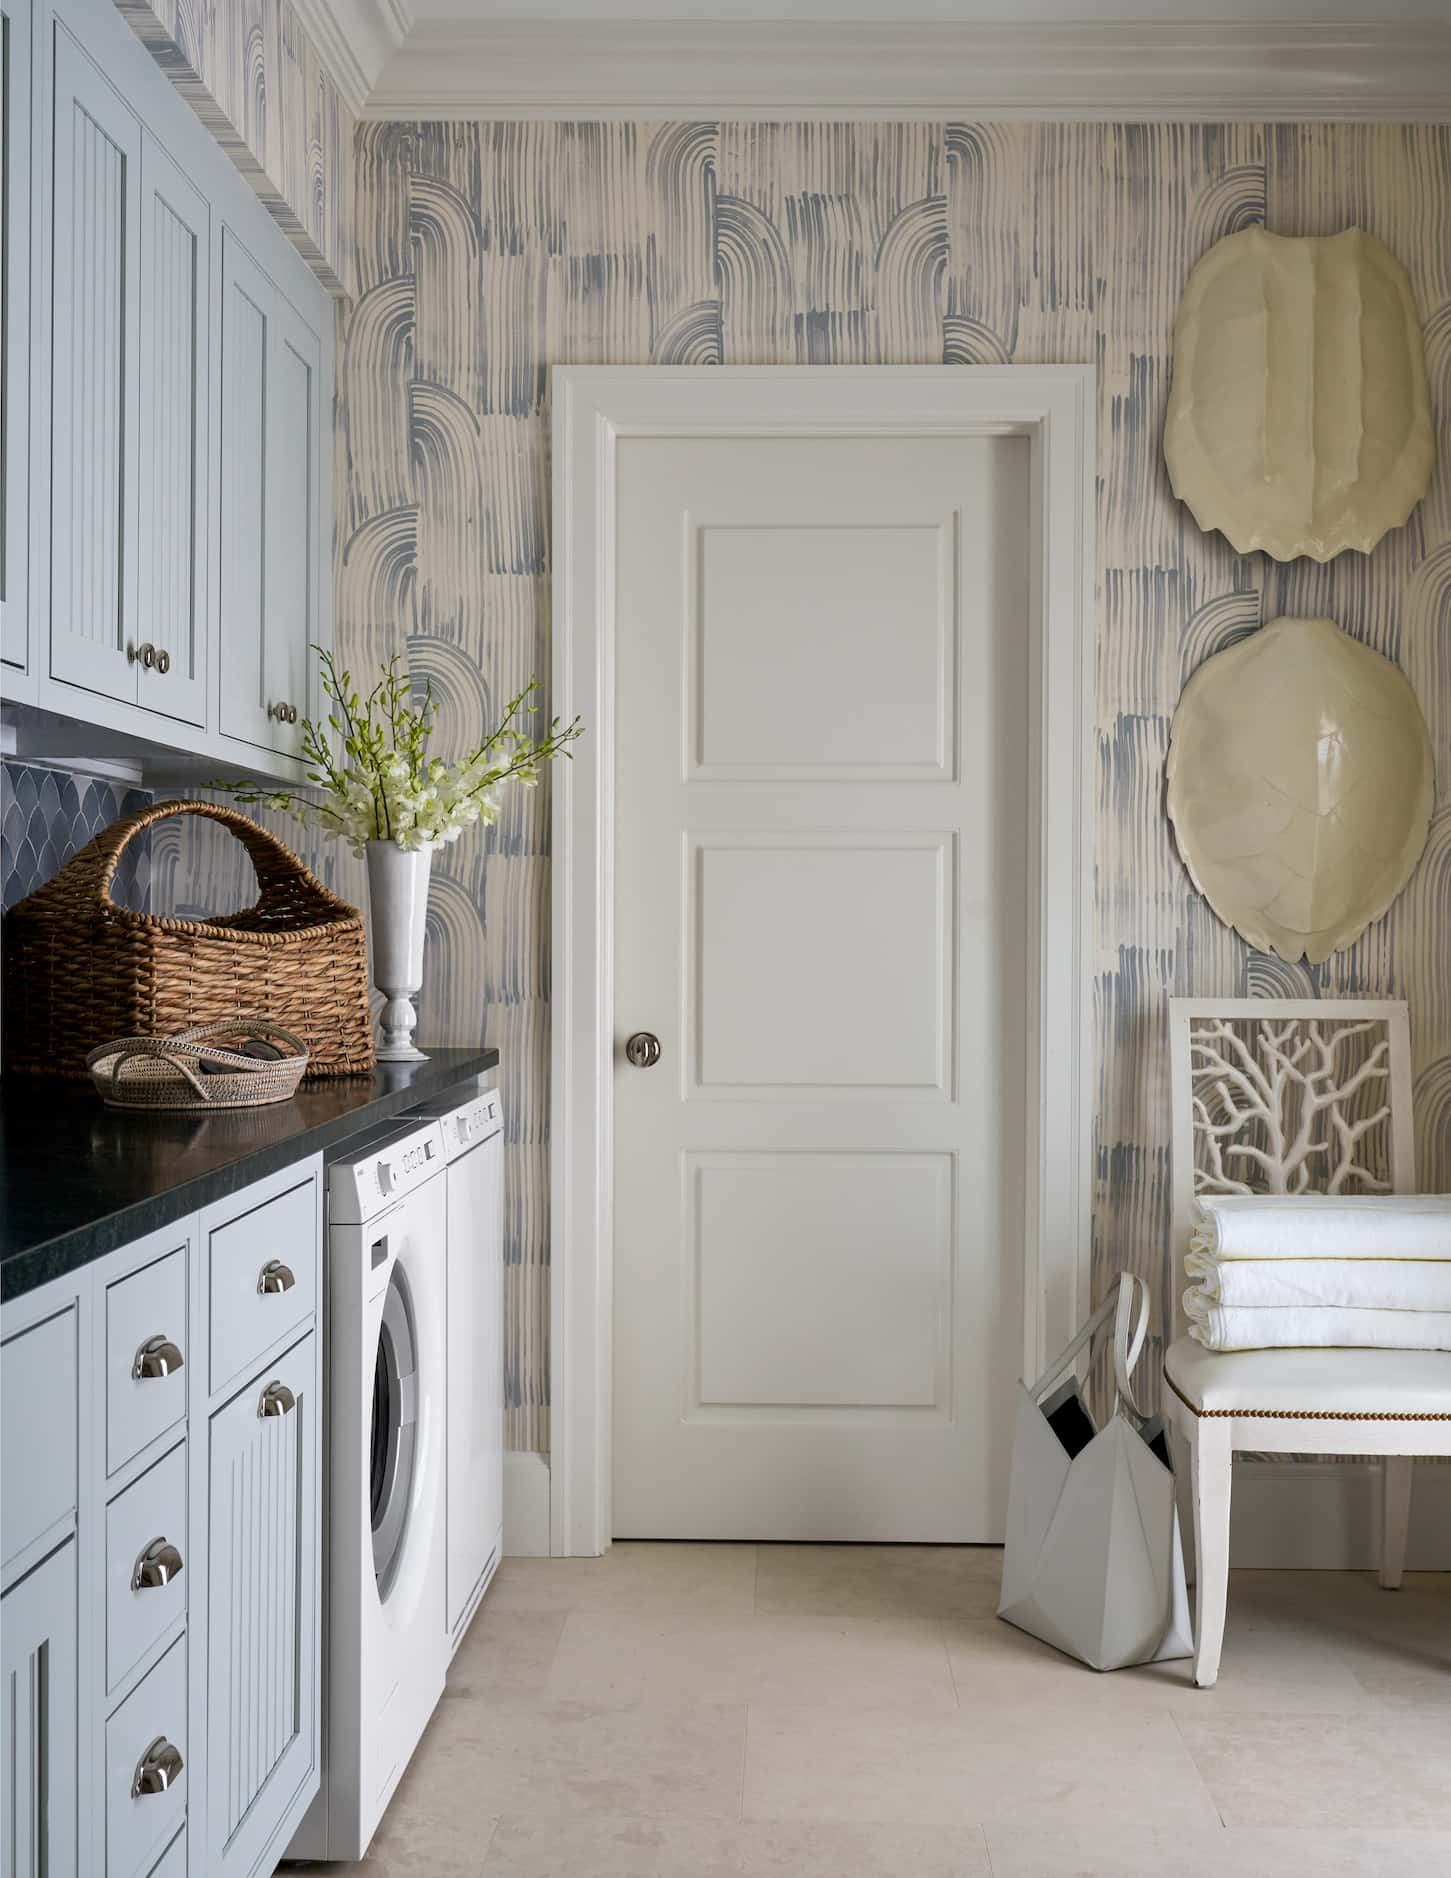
[[411, 1087, 504, 1162], [329, 1119, 446, 1225], [448, 1091, 502, 1155]]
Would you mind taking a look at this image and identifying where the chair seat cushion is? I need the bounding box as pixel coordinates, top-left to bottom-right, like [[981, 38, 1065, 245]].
[[1164, 1336, 1451, 1419]]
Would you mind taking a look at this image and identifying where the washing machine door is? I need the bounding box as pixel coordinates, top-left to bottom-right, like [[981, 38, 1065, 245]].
[[370, 1264, 420, 1598]]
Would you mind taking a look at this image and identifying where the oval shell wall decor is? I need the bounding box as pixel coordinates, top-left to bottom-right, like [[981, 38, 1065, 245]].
[[1164, 227, 1435, 561], [1166, 617, 1434, 965]]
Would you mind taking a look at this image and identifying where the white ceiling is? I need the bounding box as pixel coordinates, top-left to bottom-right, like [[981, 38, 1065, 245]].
[[410, 1, 1446, 18], [302, 0, 1451, 121]]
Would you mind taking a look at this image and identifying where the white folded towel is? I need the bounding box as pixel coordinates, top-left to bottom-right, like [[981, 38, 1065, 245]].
[[1185, 1298, 1451, 1353], [1185, 1253, 1451, 1313], [1193, 1194, 1451, 1262]]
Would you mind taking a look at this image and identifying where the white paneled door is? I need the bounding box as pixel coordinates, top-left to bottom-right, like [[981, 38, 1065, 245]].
[[612, 432, 1031, 1541]]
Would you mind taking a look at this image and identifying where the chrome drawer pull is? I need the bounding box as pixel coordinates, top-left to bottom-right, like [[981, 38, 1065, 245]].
[[258, 1380, 296, 1418], [257, 1260, 296, 1296], [132, 1736, 183, 1797], [133, 1335, 184, 1381], [132, 1538, 184, 1591]]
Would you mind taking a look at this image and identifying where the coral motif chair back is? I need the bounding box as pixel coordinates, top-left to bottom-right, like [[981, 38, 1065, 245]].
[[1166, 998, 1416, 1341]]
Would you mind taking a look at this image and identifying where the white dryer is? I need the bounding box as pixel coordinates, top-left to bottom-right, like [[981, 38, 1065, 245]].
[[416, 1085, 505, 1653], [289, 1117, 450, 1863]]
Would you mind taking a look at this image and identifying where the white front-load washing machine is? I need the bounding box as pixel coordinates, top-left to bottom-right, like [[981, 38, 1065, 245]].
[[288, 1116, 450, 1863]]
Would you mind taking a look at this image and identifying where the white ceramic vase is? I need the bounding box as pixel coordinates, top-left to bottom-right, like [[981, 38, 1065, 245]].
[[366, 841, 432, 1063]]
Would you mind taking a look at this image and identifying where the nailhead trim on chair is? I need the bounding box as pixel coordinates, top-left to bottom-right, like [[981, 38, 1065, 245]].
[[1165, 1375, 1451, 1421]]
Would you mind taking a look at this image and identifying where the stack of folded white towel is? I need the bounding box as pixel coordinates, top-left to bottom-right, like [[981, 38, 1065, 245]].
[[1185, 1194, 1451, 1352]]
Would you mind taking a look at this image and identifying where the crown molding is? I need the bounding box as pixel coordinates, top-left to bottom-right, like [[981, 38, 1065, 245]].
[[359, 19, 1451, 122], [290, 0, 415, 116]]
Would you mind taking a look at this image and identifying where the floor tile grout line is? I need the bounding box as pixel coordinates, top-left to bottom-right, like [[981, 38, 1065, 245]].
[[1167, 1705, 1231, 1829]]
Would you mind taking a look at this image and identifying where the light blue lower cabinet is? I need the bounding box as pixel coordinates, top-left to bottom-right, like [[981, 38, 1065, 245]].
[[1, 1539, 79, 1878], [0, 1154, 324, 1876]]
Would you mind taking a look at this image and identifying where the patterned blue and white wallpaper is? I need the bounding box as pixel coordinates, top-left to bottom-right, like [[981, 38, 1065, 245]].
[[9, 120, 1449, 1455], [330, 120, 1451, 1453], [117, 0, 356, 295]]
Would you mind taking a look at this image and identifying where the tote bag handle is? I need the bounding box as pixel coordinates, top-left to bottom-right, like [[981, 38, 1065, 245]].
[[1028, 1271, 1152, 1421]]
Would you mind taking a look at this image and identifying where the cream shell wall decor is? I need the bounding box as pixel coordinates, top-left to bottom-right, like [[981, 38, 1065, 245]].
[[1164, 227, 1436, 561], [1166, 616, 1435, 965]]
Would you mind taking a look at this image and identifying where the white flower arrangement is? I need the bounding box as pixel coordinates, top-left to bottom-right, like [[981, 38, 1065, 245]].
[[215, 647, 582, 854]]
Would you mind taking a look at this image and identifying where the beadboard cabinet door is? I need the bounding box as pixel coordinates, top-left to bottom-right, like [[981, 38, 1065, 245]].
[[218, 230, 320, 760], [1, 1541, 78, 1878], [48, 22, 140, 704], [1, 0, 33, 678], [136, 131, 209, 728], [205, 1333, 318, 1878]]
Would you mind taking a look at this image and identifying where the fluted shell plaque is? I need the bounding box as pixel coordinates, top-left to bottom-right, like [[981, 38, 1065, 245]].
[[1166, 616, 1434, 964], [1164, 228, 1435, 561]]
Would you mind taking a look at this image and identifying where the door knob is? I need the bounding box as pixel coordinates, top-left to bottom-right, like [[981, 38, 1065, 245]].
[[133, 1335, 184, 1380], [625, 1032, 661, 1069], [132, 1537, 184, 1590], [132, 1737, 184, 1796]]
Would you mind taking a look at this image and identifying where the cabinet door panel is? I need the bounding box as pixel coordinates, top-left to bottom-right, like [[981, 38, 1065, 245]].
[[2, 0, 32, 673], [0, 1541, 78, 1878], [266, 317, 317, 751], [137, 131, 208, 728], [206, 1333, 317, 1878], [218, 231, 318, 759], [49, 25, 139, 701]]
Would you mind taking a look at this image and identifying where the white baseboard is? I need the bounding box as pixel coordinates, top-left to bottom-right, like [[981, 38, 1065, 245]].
[[1231, 1460, 1451, 1570], [503, 1450, 551, 1557]]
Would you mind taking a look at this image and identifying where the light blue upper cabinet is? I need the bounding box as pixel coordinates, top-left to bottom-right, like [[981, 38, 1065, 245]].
[[48, 23, 141, 704], [5, 0, 333, 777], [137, 132, 209, 729], [218, 230, 320, 760], [1, 0, 33, 680]]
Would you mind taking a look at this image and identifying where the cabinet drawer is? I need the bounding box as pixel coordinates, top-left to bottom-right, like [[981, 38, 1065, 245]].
[[208, 1175, 317, 1393], [1, 1305, 78, 1569], [107, 1249, 188, 1475], [107, 1634, 187, 1878], [148, 1827, 186, 1877], [106, 1441, 188, 1695]]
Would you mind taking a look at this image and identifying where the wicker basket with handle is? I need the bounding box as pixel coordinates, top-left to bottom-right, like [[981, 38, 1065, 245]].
[[4, 800, 375, 1079]]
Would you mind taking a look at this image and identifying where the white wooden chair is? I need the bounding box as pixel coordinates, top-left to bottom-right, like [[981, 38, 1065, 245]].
[[1162, 996, 1451, 1689]]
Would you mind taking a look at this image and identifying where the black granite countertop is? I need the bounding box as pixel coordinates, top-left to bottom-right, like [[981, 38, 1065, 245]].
[[0, 1046, 499, 1302]]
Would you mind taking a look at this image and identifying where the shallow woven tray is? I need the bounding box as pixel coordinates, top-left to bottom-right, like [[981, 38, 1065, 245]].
[[87, 1020, 310, 1112]]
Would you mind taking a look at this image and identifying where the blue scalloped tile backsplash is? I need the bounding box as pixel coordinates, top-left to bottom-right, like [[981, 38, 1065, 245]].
[[1, 761, 153, 914]]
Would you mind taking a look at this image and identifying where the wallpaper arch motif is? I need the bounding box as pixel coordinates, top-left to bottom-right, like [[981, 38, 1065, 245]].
[[324, 120, 1451, 1453]]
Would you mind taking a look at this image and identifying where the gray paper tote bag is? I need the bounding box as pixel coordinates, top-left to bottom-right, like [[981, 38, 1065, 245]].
[[997, 1273, 1192, 1672]]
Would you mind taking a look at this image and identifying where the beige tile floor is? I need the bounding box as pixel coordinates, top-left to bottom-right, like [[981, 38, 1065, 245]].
[[296, 1545, 1451, 1878]]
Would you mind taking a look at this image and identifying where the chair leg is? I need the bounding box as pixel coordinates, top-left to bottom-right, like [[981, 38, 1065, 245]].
[[1380, 1456, 1413, 1591], [1190, 1419, 1232, 1689]]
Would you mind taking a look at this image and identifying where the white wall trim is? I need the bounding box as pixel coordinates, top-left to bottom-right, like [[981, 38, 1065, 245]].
[[1232, 1461, 1451, 1572], [550, 364, 1096, 1558], [364, 20, 1451, 122], [290, 0, 415, 115], [502, 1451, 552, 1558]]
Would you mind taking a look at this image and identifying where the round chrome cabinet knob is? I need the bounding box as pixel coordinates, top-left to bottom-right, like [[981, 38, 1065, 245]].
[[625, 1032, 662, 1069]]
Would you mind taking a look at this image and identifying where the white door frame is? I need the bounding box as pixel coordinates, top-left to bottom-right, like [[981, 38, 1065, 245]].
[[549, 365, 1096, 1558]]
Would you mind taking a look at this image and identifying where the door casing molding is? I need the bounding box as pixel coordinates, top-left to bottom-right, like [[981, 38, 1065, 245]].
[[550, 365, 1096, 1557]]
